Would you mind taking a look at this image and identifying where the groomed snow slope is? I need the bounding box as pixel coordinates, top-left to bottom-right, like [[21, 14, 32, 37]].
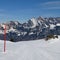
[[0, 37, 60, 60]]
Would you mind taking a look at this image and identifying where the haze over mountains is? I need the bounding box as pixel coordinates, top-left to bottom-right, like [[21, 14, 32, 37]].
[[0, 16, 60, 41]]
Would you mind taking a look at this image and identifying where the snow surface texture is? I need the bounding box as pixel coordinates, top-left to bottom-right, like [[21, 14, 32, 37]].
[[0, 37, 60, 60]]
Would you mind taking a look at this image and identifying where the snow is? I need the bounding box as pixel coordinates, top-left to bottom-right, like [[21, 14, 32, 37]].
[[45, 24, 48, 28], [29, 32, 34, 35], [1, 24, 5, 29], [50, 24, 56, 29], [9, 27, 16, 32], [0, 30, 4, 34], [17, 34, 20, 36], [56, 23, 60, 26], [0, 37, 60, 60], [31, 18, 37, 28], [14, 21, 18, 25]]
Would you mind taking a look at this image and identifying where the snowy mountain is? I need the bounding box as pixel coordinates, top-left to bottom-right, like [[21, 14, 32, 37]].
[[0, 17, 60, 41]]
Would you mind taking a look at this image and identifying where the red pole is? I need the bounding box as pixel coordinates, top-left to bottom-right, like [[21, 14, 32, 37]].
[[4, 25, 6, 52]]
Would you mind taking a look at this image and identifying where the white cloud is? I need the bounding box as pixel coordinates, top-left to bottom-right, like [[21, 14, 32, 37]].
[[40, 1, 60, 9], [45, 7, 60, 9], [43, 1, 60, 5]]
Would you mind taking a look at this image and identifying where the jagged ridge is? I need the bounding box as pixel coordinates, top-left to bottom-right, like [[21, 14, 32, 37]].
[[0, 16, 60, 41]]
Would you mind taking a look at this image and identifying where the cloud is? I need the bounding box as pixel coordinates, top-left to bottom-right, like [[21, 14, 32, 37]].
[[42, 1, 60, 5], [45, 7, 60, 9], [40, 1, 60, 9]]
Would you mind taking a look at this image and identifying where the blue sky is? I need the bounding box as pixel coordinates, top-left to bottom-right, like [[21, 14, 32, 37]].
[[0, 0, 60, 23]]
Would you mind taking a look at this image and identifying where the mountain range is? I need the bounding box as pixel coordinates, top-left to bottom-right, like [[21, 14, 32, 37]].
[[0, 16, 60, 42]]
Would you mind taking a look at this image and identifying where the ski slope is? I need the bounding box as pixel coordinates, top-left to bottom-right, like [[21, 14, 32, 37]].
[[0, 37, 60, 60]]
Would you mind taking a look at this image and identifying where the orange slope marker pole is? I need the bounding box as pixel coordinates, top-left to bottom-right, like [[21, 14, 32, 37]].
[[4, 24, 6, 52]]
